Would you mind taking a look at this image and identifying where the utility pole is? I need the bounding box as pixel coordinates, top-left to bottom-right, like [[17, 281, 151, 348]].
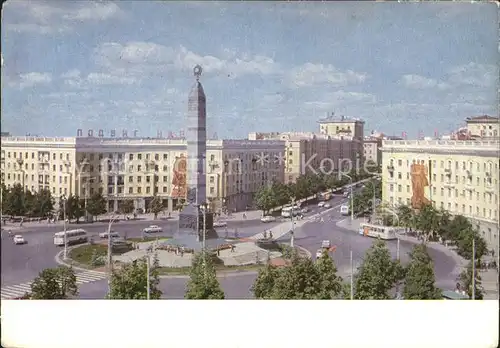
[[107, 216, 117, 295], [146, 253, 150, 300], [350, 250, 354, 300], [63, 196, 68, 260], [349, 177, 354, 223], [202, 203, 207, 251], [472, 237, 475, 300], [396, 237, 401, 299]]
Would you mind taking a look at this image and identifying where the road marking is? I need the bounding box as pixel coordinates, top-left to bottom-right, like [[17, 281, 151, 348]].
[[1, 270, 109, 299]]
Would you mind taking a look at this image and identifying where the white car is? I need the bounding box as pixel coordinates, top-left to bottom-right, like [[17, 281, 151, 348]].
[[98, 231, 120, 239], [300, 207, 309, 214], [261, 216, 276, 223], [317, 201, 325, 207], [321, 240, 331, 249], [143, 225, 162, 233], [324, 203, 331, 209], [213, 220, 228, 227], [316, 249, 324, 259], [13, 235, 25, 245]]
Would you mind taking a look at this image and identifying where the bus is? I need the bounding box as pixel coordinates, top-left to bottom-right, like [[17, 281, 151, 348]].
[[340, 205, 350, 216], [54, 229, 88, 246], [358, 223, 400, 240], [281, 205, 301, 218]]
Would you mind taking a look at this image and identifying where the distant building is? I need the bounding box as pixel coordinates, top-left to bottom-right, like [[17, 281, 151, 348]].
[[363, 137, 382, 167], [465, 115, 499, 139], [249, 131, 362, 184], [318, 113, 365, 141], [0, 135, 285, 214]]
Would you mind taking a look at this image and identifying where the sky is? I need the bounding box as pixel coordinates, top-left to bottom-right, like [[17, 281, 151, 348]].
[[1, 1, 498, 139]]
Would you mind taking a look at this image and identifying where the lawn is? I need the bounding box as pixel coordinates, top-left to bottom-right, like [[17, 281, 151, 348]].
[[68, 244, 107, 266]]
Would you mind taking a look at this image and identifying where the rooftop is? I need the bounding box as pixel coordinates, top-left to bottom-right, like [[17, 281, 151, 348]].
[[466, 115, 499, 123]]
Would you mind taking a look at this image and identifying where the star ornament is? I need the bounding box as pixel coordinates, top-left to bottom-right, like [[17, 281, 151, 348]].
[[256, 152, 269, 166], [274, 152, 286, 165]]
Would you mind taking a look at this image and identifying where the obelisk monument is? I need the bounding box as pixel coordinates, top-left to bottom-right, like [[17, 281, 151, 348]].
[[178, 65, 214, 238]]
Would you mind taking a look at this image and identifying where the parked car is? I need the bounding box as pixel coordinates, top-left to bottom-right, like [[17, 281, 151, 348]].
[[317, 201, 325, 207], [98, 231, 120, 239], [143, 225, 162, 233], [300, 207, 309, 214], [213, 220, 228, 227], [324, 203, 331, 209], [261, 216, 277, 223], [13, 235, 26, 245]]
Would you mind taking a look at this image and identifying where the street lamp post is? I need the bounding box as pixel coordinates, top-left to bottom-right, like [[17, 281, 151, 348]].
[[341, 173, 353, 223], [350, 249, 354, 300], [107, 215, 119, 295], [61, 195, 68, 260], [472, 237, 476, 300]]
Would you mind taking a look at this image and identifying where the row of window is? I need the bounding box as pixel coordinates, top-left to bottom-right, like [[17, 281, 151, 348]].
[[388, 196, 498, 221], [2, 151, 71, 161], [388, 171, 497, 186], [389, 184, 498, 204], [389, 158, 498, 172]]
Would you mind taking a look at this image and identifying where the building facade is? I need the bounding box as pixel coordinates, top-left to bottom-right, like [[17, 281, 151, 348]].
[[465, 115, 499, 139], [363, 137, 382, 166], [318, 114, 365, 141], [1, 136, 285, 214], [381, 139, 499, 250], [249, 131, 362, 184]]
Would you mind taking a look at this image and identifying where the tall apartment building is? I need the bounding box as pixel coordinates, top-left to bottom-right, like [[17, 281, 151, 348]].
[[318, 114, 365, 140], [381, 138, 499, 251], [363, 136, 383, 166], [0, 136, 285, 214], [248, 131, 362, 184], [465, 115, 499, 139]]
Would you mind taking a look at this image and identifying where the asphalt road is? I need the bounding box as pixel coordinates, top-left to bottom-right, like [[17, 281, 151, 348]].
[[0, 218, 278, 287]]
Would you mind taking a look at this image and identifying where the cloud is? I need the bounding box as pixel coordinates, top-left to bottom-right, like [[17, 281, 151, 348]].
[[86, 73, 137, 86], [287, 63, 367, 88], [447, 62, 497, 88], [8, 72, 52, 90], [60, 69, 81, 79], [4, 1, 124, 35], [400, 74, 450, 90], [93, 42, 281, 79]]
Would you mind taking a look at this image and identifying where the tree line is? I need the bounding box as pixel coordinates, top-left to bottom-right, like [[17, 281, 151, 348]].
[[1, 183, 167, 220], [255, 169, 377, 214]]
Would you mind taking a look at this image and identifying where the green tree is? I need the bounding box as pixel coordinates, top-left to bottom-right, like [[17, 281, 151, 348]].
[[354, 240, 403, 299], [396, 204, 414, 233], [455, 229, 488, 261], [255, 186, 276, 215], [29, 266, 78, 299], [415, 204, 440, 243], [149, 196, 164, 219], [107, 257, 162, 299], [4, 184, 28, 216], [459, 261, 484, 300], [270, 253, 320, 299], [403, 244, 442, 299], [315, 251, 343, 299], [60, 195, 84, 222], [31, 188, 54, 217], [185, 252, 225, 299], [120, 199, 135, 218], [86, 193, 107, 219], [251, 263, 280, 299]]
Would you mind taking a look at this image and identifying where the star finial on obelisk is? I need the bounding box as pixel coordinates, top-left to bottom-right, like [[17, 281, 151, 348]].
[[193, 65, 202, 81]]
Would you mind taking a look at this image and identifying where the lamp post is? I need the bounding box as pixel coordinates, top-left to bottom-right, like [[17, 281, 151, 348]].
[[341, 173, 353, 223], [79, 159, 89, 222], [60, 195, 68, 260], [472, 236, 476, 300], [107, 215, 119, 295], [145, 242, 157, 300], [350, 249, 354, 300]]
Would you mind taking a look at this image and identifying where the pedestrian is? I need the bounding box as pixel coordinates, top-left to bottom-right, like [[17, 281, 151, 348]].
[[269, 231, 273, 239], [217, 248, 220, 256], [243, 213, 246, 220], [230, 245, 235, 253], [181, 248, 184, 257], [263, 230, 267, 239]]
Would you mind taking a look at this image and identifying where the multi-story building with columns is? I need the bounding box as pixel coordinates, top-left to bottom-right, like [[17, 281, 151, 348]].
[[381, 138, 499, 251], [248, 131, 362, 184], [1, 135, 285, 214]]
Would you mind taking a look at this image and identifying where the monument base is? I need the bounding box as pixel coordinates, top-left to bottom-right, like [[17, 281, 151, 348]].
[[178, 203, 217, 238]]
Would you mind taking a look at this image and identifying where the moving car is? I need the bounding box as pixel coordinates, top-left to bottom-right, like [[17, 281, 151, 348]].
[[316, 249, 324, 259], [321, 240, 331, 249], [213, 220, 228, 227], [343, 191, 349, 198], [300, 207, 309, 214], [261, 215, 276, 223], [317, 201, 325, 207], [98, 231, 120, 239], [324, 203, 331, 209], [13, 235, 26, 245], [340, 205, 350, 216], [143, 225, 162, 233]]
